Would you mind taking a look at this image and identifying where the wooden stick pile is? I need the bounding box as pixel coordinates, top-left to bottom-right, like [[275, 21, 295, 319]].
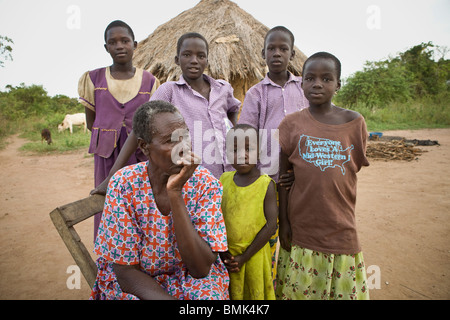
[[367, 139, 426, 161]]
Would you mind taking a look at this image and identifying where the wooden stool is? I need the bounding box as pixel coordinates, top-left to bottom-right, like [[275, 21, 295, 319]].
[[49, 194, 105, 288]]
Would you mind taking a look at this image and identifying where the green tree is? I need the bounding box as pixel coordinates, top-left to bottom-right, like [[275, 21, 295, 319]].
[[0, 83, 82, 121], [335, 42, 449, 109], [398, 42, 443, 96], [336, 59, 411, 108], [0, 35, 14, 67]]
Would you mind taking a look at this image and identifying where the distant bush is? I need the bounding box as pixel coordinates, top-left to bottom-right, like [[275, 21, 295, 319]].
[[0, 83, 83, 122], [335, 42, 450, 109], [0, 83, 87, 151], [332, 42, 450, 131]]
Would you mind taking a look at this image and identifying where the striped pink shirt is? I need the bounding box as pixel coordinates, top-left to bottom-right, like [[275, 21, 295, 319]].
[[238, 72, 309, 181], [150, 74, 241, 179]]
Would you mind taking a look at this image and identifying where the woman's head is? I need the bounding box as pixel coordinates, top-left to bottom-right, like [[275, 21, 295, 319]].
[[133, 100, 183, 143], [175, 33, 209, 81], [134, 101, 190, 175]]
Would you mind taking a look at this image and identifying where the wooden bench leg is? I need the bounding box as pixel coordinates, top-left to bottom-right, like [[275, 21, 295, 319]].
[[49, 195, 105, 289]]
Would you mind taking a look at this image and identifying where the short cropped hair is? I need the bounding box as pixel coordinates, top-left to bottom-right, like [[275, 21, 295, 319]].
[[302, 51, 342, 80], [133, 100, 180, 143], [104, 20, 135, 42], [176, 32, 209, 56], [264, 26, 295, 48]]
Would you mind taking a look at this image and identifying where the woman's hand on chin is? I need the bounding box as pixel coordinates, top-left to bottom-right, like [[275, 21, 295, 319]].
[[167, 151, 201, 193]]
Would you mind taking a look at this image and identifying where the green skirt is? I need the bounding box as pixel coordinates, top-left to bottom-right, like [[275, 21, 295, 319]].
[[276, 244, 370, 300]]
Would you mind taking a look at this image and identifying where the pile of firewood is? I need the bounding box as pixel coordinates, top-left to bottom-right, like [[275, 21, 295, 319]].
[[367, 139, 427, 161]]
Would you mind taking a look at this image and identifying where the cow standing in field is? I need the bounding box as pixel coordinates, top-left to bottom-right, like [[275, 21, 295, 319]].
[[41, 128, 52, 145], [58, 113, 87, 134]]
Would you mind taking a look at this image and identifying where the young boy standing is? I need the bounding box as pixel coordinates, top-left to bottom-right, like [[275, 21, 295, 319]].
[[238, 26, 309, 182]]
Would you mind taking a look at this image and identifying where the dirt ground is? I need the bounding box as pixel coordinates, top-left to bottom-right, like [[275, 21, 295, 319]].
[[0, 129, 449, 300]]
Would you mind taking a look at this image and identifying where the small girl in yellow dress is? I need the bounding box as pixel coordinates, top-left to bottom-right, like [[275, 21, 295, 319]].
[[219, 124, 278, 300]]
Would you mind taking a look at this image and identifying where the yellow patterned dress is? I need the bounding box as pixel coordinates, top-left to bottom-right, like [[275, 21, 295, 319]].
[[220, 172, 275, 300]]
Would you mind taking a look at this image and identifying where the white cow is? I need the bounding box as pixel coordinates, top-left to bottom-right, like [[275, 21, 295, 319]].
[[58, 113, 87, 134]]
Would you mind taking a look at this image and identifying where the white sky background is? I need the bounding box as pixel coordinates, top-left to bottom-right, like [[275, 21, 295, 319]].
[[0, 0, 449, 98]]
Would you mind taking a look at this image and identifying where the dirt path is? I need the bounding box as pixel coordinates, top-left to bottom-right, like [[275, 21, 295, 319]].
[[357, 129, 450, 300], [0, 136, 94, 299], [0, 129, 449, 300]]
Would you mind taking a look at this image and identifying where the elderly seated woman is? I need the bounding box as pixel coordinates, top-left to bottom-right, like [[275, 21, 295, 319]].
[[90, 100, 230, 300]]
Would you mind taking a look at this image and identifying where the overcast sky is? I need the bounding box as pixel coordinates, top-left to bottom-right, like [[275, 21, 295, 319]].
[[0, 0, 449, 98]]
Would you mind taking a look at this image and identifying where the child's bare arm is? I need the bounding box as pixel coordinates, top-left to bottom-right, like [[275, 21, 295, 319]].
[[85, 107, 95, 132], [278, 151, 292, 251], [233, 180, 278, 269], [278, 169, 294, 190], [113, 264, 175, 300]]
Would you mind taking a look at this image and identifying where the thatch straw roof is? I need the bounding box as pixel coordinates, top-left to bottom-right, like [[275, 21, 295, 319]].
[[133, 0, 307, 86]]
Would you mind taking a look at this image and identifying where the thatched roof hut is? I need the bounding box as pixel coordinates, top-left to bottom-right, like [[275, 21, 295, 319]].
[[133, 0, 308, 103]]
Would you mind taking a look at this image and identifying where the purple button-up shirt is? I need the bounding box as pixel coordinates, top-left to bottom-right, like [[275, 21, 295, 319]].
[[150, 74, 241, 179], [238, 72, 309, 181]]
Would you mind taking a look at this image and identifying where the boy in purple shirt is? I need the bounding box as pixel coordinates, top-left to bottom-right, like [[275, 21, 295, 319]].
[[150, 72, 240, 179], [92, 32, 240, 194], [238, 26, 309, 182]]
